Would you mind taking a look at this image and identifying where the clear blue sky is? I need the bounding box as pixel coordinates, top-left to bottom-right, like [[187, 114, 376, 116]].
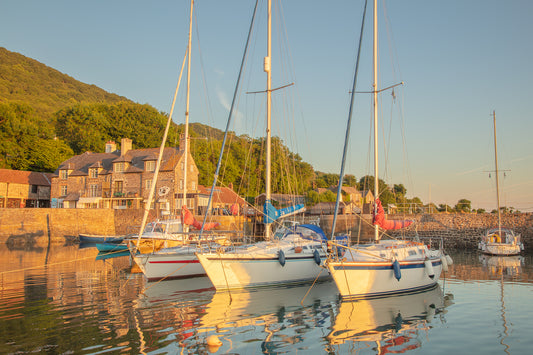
[[2, 0, 532, 212]]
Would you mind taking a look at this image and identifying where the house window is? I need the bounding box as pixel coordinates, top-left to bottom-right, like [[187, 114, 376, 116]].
[[190, 165, 193, 172], [90, 168, 98, 178], [31, 185, 38, 194], [181, 162, 184, 171], [60, 185, 67, 196], [145, 161, 156, 172], [179, 179, 184, 190], [191, 181, 196, 190], [89, 184, 98, 197], [115, 162, 124, 173], [113, 181, 123, 196], [146, 179, 152, 190], [60, 170, 68, 179]]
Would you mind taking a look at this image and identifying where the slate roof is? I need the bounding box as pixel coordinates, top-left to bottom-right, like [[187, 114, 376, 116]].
[[55, 147, 182, 176], [0, 169, 53, 186], [337, 186, 360, 195]]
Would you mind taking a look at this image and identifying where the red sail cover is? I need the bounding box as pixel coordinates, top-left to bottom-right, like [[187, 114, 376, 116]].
[[230, 204, 239, 216], [373, 199, 413, 230], [181, 206, 219, 231]]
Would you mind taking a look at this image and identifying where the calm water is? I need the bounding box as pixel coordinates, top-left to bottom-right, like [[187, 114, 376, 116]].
[[0, 243, 532, 354]]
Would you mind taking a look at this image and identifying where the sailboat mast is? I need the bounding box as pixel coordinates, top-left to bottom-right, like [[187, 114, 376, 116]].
[[493, 110, 502, 232], [372, 0, 379, 242], [183, 0, 193, 212], [264, 0, 272, 240]]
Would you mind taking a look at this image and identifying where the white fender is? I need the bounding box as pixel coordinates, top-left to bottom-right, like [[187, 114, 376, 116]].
[[424, 258, 435, 279], [445, 254, 453, 266], [440, 255, 448, 272]]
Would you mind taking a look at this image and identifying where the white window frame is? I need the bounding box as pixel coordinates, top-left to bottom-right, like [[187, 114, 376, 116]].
[[115, 162, 124, 173], [145, 161, 156, 172], [89, 184, 98, 197]]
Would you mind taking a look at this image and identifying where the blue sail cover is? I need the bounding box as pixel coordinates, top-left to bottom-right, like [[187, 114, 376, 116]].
[[263, 201, 305, 224], [297, 224, 327, 241]]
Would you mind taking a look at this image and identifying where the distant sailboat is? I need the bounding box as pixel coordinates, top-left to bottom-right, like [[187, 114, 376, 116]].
[[325, 0, 449, 299], [478, 111, 523, 256]]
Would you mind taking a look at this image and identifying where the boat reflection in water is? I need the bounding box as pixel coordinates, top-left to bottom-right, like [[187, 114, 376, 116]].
[[132, 277, 216, 353], [479, 254, 524, 278], [139, 276, 214, 303], [327, 285, 454, 353], [198, 280, 338, 353]]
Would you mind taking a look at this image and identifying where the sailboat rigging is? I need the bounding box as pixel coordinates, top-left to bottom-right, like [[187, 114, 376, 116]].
[[130, 0, 228, 281], [477, 111, 523, 256], [325, 0, 450, 299], [196, 0, 329, 291]]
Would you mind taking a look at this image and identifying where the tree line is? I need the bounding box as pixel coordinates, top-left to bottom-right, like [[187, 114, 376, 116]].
[[0, 47, 513, 213]]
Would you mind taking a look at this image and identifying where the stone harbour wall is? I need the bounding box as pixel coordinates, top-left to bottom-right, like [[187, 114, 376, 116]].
[[0, 208, 244, 247], [320, 212, 533, 251], [1, 209, 532, 251]]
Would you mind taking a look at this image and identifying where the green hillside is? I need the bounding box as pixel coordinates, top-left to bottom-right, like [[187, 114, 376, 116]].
[[0, 48, 448, 209], [0, 47, 128, 118], [0, 48, 316, 198]]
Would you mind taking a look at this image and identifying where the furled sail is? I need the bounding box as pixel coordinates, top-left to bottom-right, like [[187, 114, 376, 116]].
[[263, 201, 306, 224], [181, 205, 219, 231], [373, 199, 413, 230]]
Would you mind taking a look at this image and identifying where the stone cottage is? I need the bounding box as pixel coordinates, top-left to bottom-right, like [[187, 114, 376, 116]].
[[50, 136, 199, 216]]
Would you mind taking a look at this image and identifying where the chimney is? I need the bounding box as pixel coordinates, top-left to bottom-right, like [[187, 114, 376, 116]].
[[121, 138, 132, 156], [105, 141, 116, 153], [179, 134, 189, 153]]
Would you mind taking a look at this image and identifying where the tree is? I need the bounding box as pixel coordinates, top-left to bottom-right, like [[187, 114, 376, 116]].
[[358, 175, 395, 206], [305, 190, 319, 205], [315, 172, 339, 188], [319, 190, 337, 202], [343, 174, 357, 187], [28, 138, 73, 172], [0, 102, 71, 171], [438, 204, 453, 212], [454, 199, 471, 212], [393, 184, 407, 198]]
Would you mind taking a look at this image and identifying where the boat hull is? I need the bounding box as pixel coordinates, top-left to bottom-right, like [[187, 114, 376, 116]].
[[478, 227, 523, 256], [96, 243, 128, 252], [133, 250, 205, 281], [196, 253, 329, 290], [79, 234, 125, 244], [478, 241, 522, 256], [327, 257, 442, 300]]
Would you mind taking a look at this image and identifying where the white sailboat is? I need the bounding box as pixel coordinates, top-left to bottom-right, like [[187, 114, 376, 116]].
[[196, 0, 329, 290], [326, 0, 449, 299], [132, 0, 227, 281], [478, 111, 523, 256]]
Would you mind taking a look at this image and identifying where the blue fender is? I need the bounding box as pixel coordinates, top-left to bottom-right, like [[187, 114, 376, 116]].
[[278, 250, 286, 267], [313, 249, 321, 265], [393, 260, 401, 281]]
